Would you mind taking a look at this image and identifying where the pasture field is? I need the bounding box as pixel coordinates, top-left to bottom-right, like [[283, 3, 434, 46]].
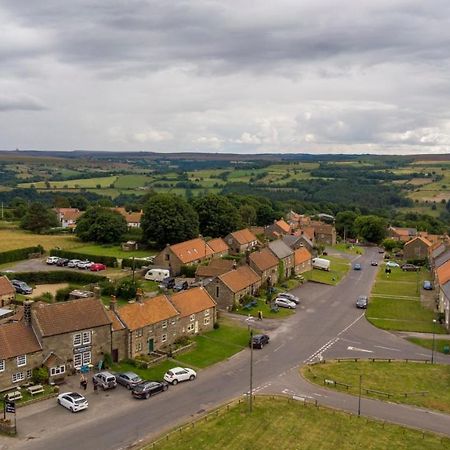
[[0, 229, 79, 252], [113, 174, 152, 189], [19, 176, 117, 189]]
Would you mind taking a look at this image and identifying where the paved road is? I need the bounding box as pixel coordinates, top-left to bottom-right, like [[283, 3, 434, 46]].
[[2, 247, 450, 450]]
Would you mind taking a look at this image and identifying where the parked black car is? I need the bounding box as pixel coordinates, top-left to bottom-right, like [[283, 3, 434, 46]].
[[56, 258, 70, 266], [250, 334, 270, 349], [173, 280, 189, 292], [11, 279, 33, 295], [160, 277, 176, 290], [132, 381, 168, 399]]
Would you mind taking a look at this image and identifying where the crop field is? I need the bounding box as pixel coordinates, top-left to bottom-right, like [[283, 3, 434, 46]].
[[19, 175, 117, 189], [0, 229, 80, 252], [114, 174, 152, 189]]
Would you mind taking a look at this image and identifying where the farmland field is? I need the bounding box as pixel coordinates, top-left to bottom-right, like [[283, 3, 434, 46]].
[[0, 229, 79, 251], [114, 174, 152, 189], [19, 176, 117, 189]]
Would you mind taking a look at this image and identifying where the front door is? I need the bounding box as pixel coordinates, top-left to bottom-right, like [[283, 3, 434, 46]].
[[194, 321, 199, 333], [112, 349, 119, 363], [148, 338, 154, 353]]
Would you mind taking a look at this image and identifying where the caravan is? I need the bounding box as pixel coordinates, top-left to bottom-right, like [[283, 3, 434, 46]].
[[144, 268, 170, 281]]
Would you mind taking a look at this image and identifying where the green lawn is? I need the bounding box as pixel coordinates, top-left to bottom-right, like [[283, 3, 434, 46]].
[[303, 360, 450, 414], [0, 385, 56, 408], [372, 281, 420, 297], [233, 297, 294, 319], [114, 174, 152, 189], [71, 244, 155, 258], [176, 322, 250, 368], [334, 243, 364, 255], [407, 337, 450, 354], [304, 255, 350, 285], [111, 360, 177, 382], [148, 397, 449, 450]]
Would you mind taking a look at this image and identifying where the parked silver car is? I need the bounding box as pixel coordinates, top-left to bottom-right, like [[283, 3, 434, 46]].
[[116, 371, 142, 389], [92, 371, 117, 390], [274, 297, 297, 309], [277, 292, 300, 304]]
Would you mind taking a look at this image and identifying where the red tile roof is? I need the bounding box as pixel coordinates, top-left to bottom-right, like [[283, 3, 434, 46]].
[[207, 238, 229, 254], [230, 228, 257, 245], [294, 247, 312, 265], [0, 276, 15, 296], [170, 238, 215, 264], [117, 295, 179, 331], [249, 248, 279, 271], [275, 219, 291, 234], [169, 287, 216, 318], [0, 322, 41, 359], [196, 259, 235, 278], [219, 265, 260, 293], [437, 260, 450, 286], [404, 236, 432, 248]]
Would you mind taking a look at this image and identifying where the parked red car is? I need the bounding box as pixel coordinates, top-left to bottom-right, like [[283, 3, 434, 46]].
[[90, 263, 106, 271]]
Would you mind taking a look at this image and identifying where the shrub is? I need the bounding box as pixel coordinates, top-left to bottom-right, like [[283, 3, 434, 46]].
[[0, 246, 44, 264], [0, 271, 107, 285], [99, 279, 116, 296], [55, 286, 76, 302], [39, 292, 54, 303], [32, 366, 49, 384], [103, 353, 112, 369], [174, 335, 192, 347], [213, 322, 220, 329], [180, 264, 197, 278], [116, 278, 138, 300], [121, 258, 149, 269], [49, 249, 117, 267]]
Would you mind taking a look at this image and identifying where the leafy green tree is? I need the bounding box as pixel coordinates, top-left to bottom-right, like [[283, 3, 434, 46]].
[[382, 239, 403, 252], [194, 194, 242, 237], [76, 207, 128, 244], [354, 215, 387, 244], [141, 194, 199, 247], [256, 204, 278, 226], [116, 278, 138, 300], [239, 204, 257, 227], [335, 211, 358, 238], [20, 202, 59, 233]]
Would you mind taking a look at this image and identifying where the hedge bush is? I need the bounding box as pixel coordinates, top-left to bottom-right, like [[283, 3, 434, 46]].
[[121, 258, 149, 269], [180, 264, 197, 278], [49, 249, 117, 267], [1, 271, 107, 284], [0, 246, 44, 264]]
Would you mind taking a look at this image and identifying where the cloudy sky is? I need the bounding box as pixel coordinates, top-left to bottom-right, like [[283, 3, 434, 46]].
[[1, 0, 450, 154]]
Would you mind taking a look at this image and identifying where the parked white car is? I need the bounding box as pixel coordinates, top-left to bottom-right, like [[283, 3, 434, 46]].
[[57, 392, 88, 413], [386, 261, 400, 268], [77, 260, 93, 269], [46, 256, 60, 265], [163, 367, 196, 385], [274, 297, 297, 309], [277, 292, 300, 304], [67, 259, 81, 268]]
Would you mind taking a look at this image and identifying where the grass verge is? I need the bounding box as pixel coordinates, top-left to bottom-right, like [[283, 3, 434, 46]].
[[233, 297, 294, 319], [304, 255, 350, 285], [147, 396, 449, 450], [407, 337, 450, 354], [302, 360, 450, 414]]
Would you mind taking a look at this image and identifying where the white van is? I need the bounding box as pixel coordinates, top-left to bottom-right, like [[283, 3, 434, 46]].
[[312, 257, 330, 271], [144, 268, 170, 281]]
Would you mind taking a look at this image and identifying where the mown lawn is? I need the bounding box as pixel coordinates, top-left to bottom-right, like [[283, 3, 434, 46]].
[[408, 337, 450, 354], [233, 297, 294, 319], [71, 244, 154, 258], [303, 255, 350, 285], [372, 280, 420, 297], [334, 243, 364, 255], [302, 360, 450, 414], [0, 229, 79, 251], [111, 360, 177, 382], [148, 397, 449, 450]]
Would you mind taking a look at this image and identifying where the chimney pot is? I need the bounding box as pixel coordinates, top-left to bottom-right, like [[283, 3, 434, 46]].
[[110, 295, 117, 311], [23, 300, 33, 326], [93, 286, 101, 299]]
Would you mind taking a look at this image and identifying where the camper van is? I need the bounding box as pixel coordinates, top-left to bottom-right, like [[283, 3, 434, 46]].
[[312, 257, 330, 271], [144, 268, 171, 281]]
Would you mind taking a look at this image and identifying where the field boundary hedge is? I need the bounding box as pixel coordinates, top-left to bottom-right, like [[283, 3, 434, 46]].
[[49, 249, 117, 267], [0, 246, 43, 264], [0, 271, 107, 284], [121, 258, 149, 269]]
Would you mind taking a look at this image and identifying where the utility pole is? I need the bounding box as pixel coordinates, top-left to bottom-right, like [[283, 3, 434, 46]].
[[431, 319, 437, 364], [358, 374, 362, 416], [249, 328, 254, 413]]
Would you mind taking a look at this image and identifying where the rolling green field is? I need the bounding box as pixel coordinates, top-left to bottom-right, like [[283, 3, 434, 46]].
[[19, 175, 117, 189], [148, 396, 450, 450], [114, 174, 152, 189]]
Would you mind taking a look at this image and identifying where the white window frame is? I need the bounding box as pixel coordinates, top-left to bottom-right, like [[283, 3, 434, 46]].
[[135, 342, 142, 352], [73, 353, 82, 368], [26, 369, 33, 379], [190, 314, 195, 322], [171, 318, 176, 325], [187, 323, 195, 332], [17, 355, 26, 367], [204, 317, 210, 326], [82, 331, 91, 345], [204, 309, 210, 317], [162, 320, 167, 329], [161, 334, 167, 343], [50, 365, 65, 376], [82, 351, 91, 366], [0, 359, 4, 372], [12, 372, 24, 383], [135, 328, 143, 338], [73, 333, 82, 347]]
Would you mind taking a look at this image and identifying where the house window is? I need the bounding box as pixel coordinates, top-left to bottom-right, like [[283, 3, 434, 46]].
[[204, 317, 210, 326], [187, 323, 194, 332], [74, 353, 82, 368], [12, 372, 24, 383], [50, 365, 65, 376], [161, 334, 167, 343], [0, 360, 4, 372], [215, 286, 220, 298], [165, 253, 170, 261], [73, 333, 82, 347], [135, 342, 142, 352], [190, 314, 195, 322], [82, 351, 91, 366], [204, 309, 210, 317], [26, 369, 33, 379], [82, 331, 91, 345], [135, 329, 143, 337], [17, 355, 26, 367], [162, 321, 167, 329], [171, 318, 176, 325]]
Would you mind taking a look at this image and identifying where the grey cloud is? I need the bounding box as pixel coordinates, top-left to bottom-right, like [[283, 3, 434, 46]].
[[0, 94, 47, 111]]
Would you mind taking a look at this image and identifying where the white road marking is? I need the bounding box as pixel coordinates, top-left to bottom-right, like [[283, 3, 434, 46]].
[[374, 345, 400, 352], [337, 312, 365, 336], [273, 344, 284, 352], [340, 338, 361, 344], [347, 346, 373, 353], [416, 352, 430, 357], [304, 337, 339, 363]]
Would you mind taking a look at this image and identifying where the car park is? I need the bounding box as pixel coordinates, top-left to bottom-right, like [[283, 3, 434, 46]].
[[250, 334, 270, 349], [92, 371, 117, 390], [277, 292, 300, 304], [386, 261, 400, 268], [68, 259, 81, 268], [11, 279, 33, 294], [173, 280, 189, 292], [57, 392, 88, 413], [401, 264, 420, 272], [163, 367, 196, 385], [356, 295, 368, 309], [274, 297, 297, 309], [353, 263, 361, 270], [423, 281, 433, 290], [90, 263, 106, 271], [116, 371, 142, 389], [77, 260, 93, 270], [131, 381, 168, 399], [371, 261, 378, 266], [56, 258, 69, 266], [46, 256, 60, 265]]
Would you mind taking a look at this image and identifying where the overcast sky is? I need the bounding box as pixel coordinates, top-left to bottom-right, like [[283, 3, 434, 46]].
[[1, 1, 450, 154]]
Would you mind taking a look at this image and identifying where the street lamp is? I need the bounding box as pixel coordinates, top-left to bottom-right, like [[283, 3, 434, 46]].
[[431, 319, 437, 364], [246, 316, 255, 413], [358, 374, 362, 417]]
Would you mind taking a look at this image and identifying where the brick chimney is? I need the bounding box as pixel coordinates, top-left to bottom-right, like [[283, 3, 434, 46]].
[[23, 300, 33, 327], [136, 288, 144, 303], [232, 261, 237, 270], [110, 295, 117, 312], [93, 286, 101, 299]]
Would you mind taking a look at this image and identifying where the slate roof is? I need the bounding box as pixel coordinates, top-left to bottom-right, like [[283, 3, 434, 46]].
[[249, 248, 279, 271], [117, 295, 179, 331], [268, 240, 294, 260], [169, 287, 216, 318], [435, 250, 450, 268], [0, 276, 15, 296], [442, 280, 450, 301], [170, 238, 215, 264], [219, 265, 260, 293], [33, 297, 111, 337], [0, 322, 41, 359], [432, 243, 447, 260], [282, 235, 301, 249]]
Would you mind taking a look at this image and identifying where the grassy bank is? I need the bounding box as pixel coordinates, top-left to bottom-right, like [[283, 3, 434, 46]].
[[408, 337, 450, 354], [304, 255, 350, 285]]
